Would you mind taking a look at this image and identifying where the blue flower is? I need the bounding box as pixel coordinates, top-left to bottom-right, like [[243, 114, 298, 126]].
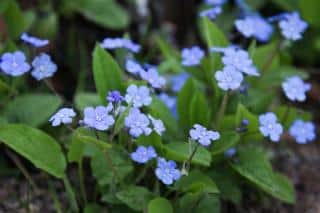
[[125, 108, 152, 137], [204, 0, 227, 5], [140, 67, 166, 89], [225, 147, 236, 157], [155, 157, 181, 185], [148, 115, 166, 135], [107, 90, 124, 103], [199, 6, 222, 20], [171, 72, 189, 92], [181, 46, 204, 67], [0, 51, 30, 76], [83, 105, 114, 131], [189, 124, 220, 146], [101, 38, 141, 53], [215, 66, 243, 91], [131, 146, 157, 164], [221, 47, 259, 76], [278, 12, 308, 41], [49, 108, 76, 126], [31, 53, 57, 81], [282, 76, 311, 102], [158, 93, 177, 117], [259, 112, 283, 142], [125, 84, 152, 108], [21, 33, 49, 48], [235, 16, 273, 42], [289, 120, 316, 144], [125, 59, 144, 75]]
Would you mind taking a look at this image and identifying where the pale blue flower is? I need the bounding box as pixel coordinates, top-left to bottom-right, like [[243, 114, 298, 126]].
[[0, 51, 30, 76], [289, 120, 316, 144], [31, 53, 57, 81], [140, 67, 166, 88], [49, 108, 76, 126], [155, 157, 181, 185], [158, 93, 177, 117], [101, 38, 140, 53], [131, 146, 157, 164], [148, 115, 165, 135], [278, 12, 308, 41], [21, 33, 49, 48], [171, 72, 189, 92], [282, 76, 311, 102], [189, 124, 220, 146], [125, 59, 144, 74], [83, 105, 115, 131], [125, 108, 152, 137], [259, 112, 283, 142], [181, 46, 204, 67], [205, 0, 227, 5], [200, 6, 222, 20], [125, 84, 152, 108], [107, 90, 124, 103], [215, 66, 243, 91]]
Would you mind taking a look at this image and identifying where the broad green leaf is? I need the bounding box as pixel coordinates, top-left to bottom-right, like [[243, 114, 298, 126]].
[[300, 0, 320, 27], [74, 92, 101, 111], [91, 146, 133, 186], [177, 78, 196, 130], [271, 0, 298, 10], [163, 142, 212, 166], [66, 0, 129, 29], [0, 124, 66, 178], [3, 0, 25, 39], [177, 192, 220, 213], [231, 147, 295, 203], [116, 185, 154, 211], [4, 94, 62, 127], [148, 197, 173, 213], [149, 97, 179, 136], [189, 92, 211, 127], [175, 170, 219, 194], [211, 132, 240, 155], [241, 89, 275, 113], [156, 37, 182, 73], [251, 41, 280, 73], [202, 17, 228, 48], [31, 12, 58, 39], [93, 45, 123, 102]]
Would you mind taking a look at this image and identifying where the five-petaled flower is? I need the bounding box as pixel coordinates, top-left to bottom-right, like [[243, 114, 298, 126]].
[[148, 115, 166, 135], [282, 76, 311, 102], [0, 51, 30, 76], [155, 157, 181, 185], [125, 84, 152, 108], [215, 66, 244, 91], [189, 124, 220, 146], [131, 146, 157, 164], [83, 105, 115, 131], [107, 90, 124, 103], [259, 112, 283, 142], [140, 67, 166, 89], [289, 120, 315, 144], [31, 53, 57, 81], [199, 6, 222, 20], [278, 12, 308, 41], [49, 108, 76, 126], [125, 59, 144, 74], [181, 46, 205, 67], [125, 108, 152, 137]]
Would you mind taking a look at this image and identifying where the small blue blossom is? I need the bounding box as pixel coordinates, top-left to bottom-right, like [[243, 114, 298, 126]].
[[148, 115, 166, 135], [125, 84, 152, 108], [125, 108, 152, 137], [83, 105, 115, 131], [49, 108, 76, 126], [31, 53, 57, 81], [215, 66, 243, 91], [0, 51, 30, 76], [107, 90, 124, 103], [289, 120, 316, 144], [225, 147, 237, 157], [221, 47, 259, 76], [140, 67, 166, 88], [282, 76, 311, 102], [125, 59, 144, 75], [171, 72, 189, 92], [155, 157, 181, 185], [181, 46, 205, 67], [200, 6, 222, 20], [189, 124, 220, 146], [101, 38, 141, 53], [259, 112, 283, 142], [122, 39, 141, 53], [235, 16, 273, 42], [205, 0, 227, 5], [21, 33, 49, 48], [131, 146, 157, 164], [278, 12, 308, 41]]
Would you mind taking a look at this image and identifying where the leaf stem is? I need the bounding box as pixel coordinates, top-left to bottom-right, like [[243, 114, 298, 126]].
[[216, 92, 229, 128], [78, 158, 88, 205], [63, 176, 79, 212]]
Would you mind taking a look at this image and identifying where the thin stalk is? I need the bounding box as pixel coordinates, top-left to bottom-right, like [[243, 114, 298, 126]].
[[63, 176, 79, 212], [134, 164, 149, 184], [44, 79, 66, 102], [216, 92, 229, 128], [49, 182, 63, 213], [78, 158, 88, 205]]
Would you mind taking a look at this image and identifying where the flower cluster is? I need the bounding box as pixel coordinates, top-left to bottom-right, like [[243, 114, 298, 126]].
[[155, 158, 181, 185]]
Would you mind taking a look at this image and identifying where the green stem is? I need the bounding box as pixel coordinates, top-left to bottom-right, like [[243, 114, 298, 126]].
[[63, 176, 79, 212], [134, 164, 149, 184], [49, 182, 63, 213], [79, 158, 88, 205], [216, 92, 229, 128]]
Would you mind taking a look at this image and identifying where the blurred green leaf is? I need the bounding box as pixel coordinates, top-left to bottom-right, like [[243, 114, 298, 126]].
[[177, 192, 220, 213], [189, 92, 211, 127], [211, 132, 240, 155], [0, 124, 66, 178], [4, 94, 62, 127], [271, 0, 298, 10], [148, 197, 173, 213], [3, 0, 25, 39], [251, 41, 280, 73], [74, 92, 101, 111], [93, 45, 123, 102], [275, 106, 312, 129]]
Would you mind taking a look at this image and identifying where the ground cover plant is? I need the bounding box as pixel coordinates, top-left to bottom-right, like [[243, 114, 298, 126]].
[[0, 0, 319, 212]]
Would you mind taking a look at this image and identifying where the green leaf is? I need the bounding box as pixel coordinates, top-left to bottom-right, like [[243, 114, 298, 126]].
[[136, 132, 163, 150], [156, 37, 182, 73], [66, 0, 130, 29], [175, 170, 219, 194], [0, 0, 10, 14], [0, 124, 66, 178], [93, 45, 123, 102], [189, 92, 211, 127], [91, 146, 133, 186], [300, 0, 320, 27], [116, 185, 154, 211], [271, 0, 298, 10], [241, 89, 275, 113], [177, 78, 196, 130], [4, 94, 62, 127], [84, 204, 102, 213], [114, 105, 131, 135], [211, 132, 240, 155], [163, 142, 212, 166], [74, 92, 101, 111], [231, 147, 295, 203], [177, 192, 220, 213], [3, 0, 26, 39], [275, 106, 312, 129], [148, 197, 173, 213], [202, 17, 228, 48]]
